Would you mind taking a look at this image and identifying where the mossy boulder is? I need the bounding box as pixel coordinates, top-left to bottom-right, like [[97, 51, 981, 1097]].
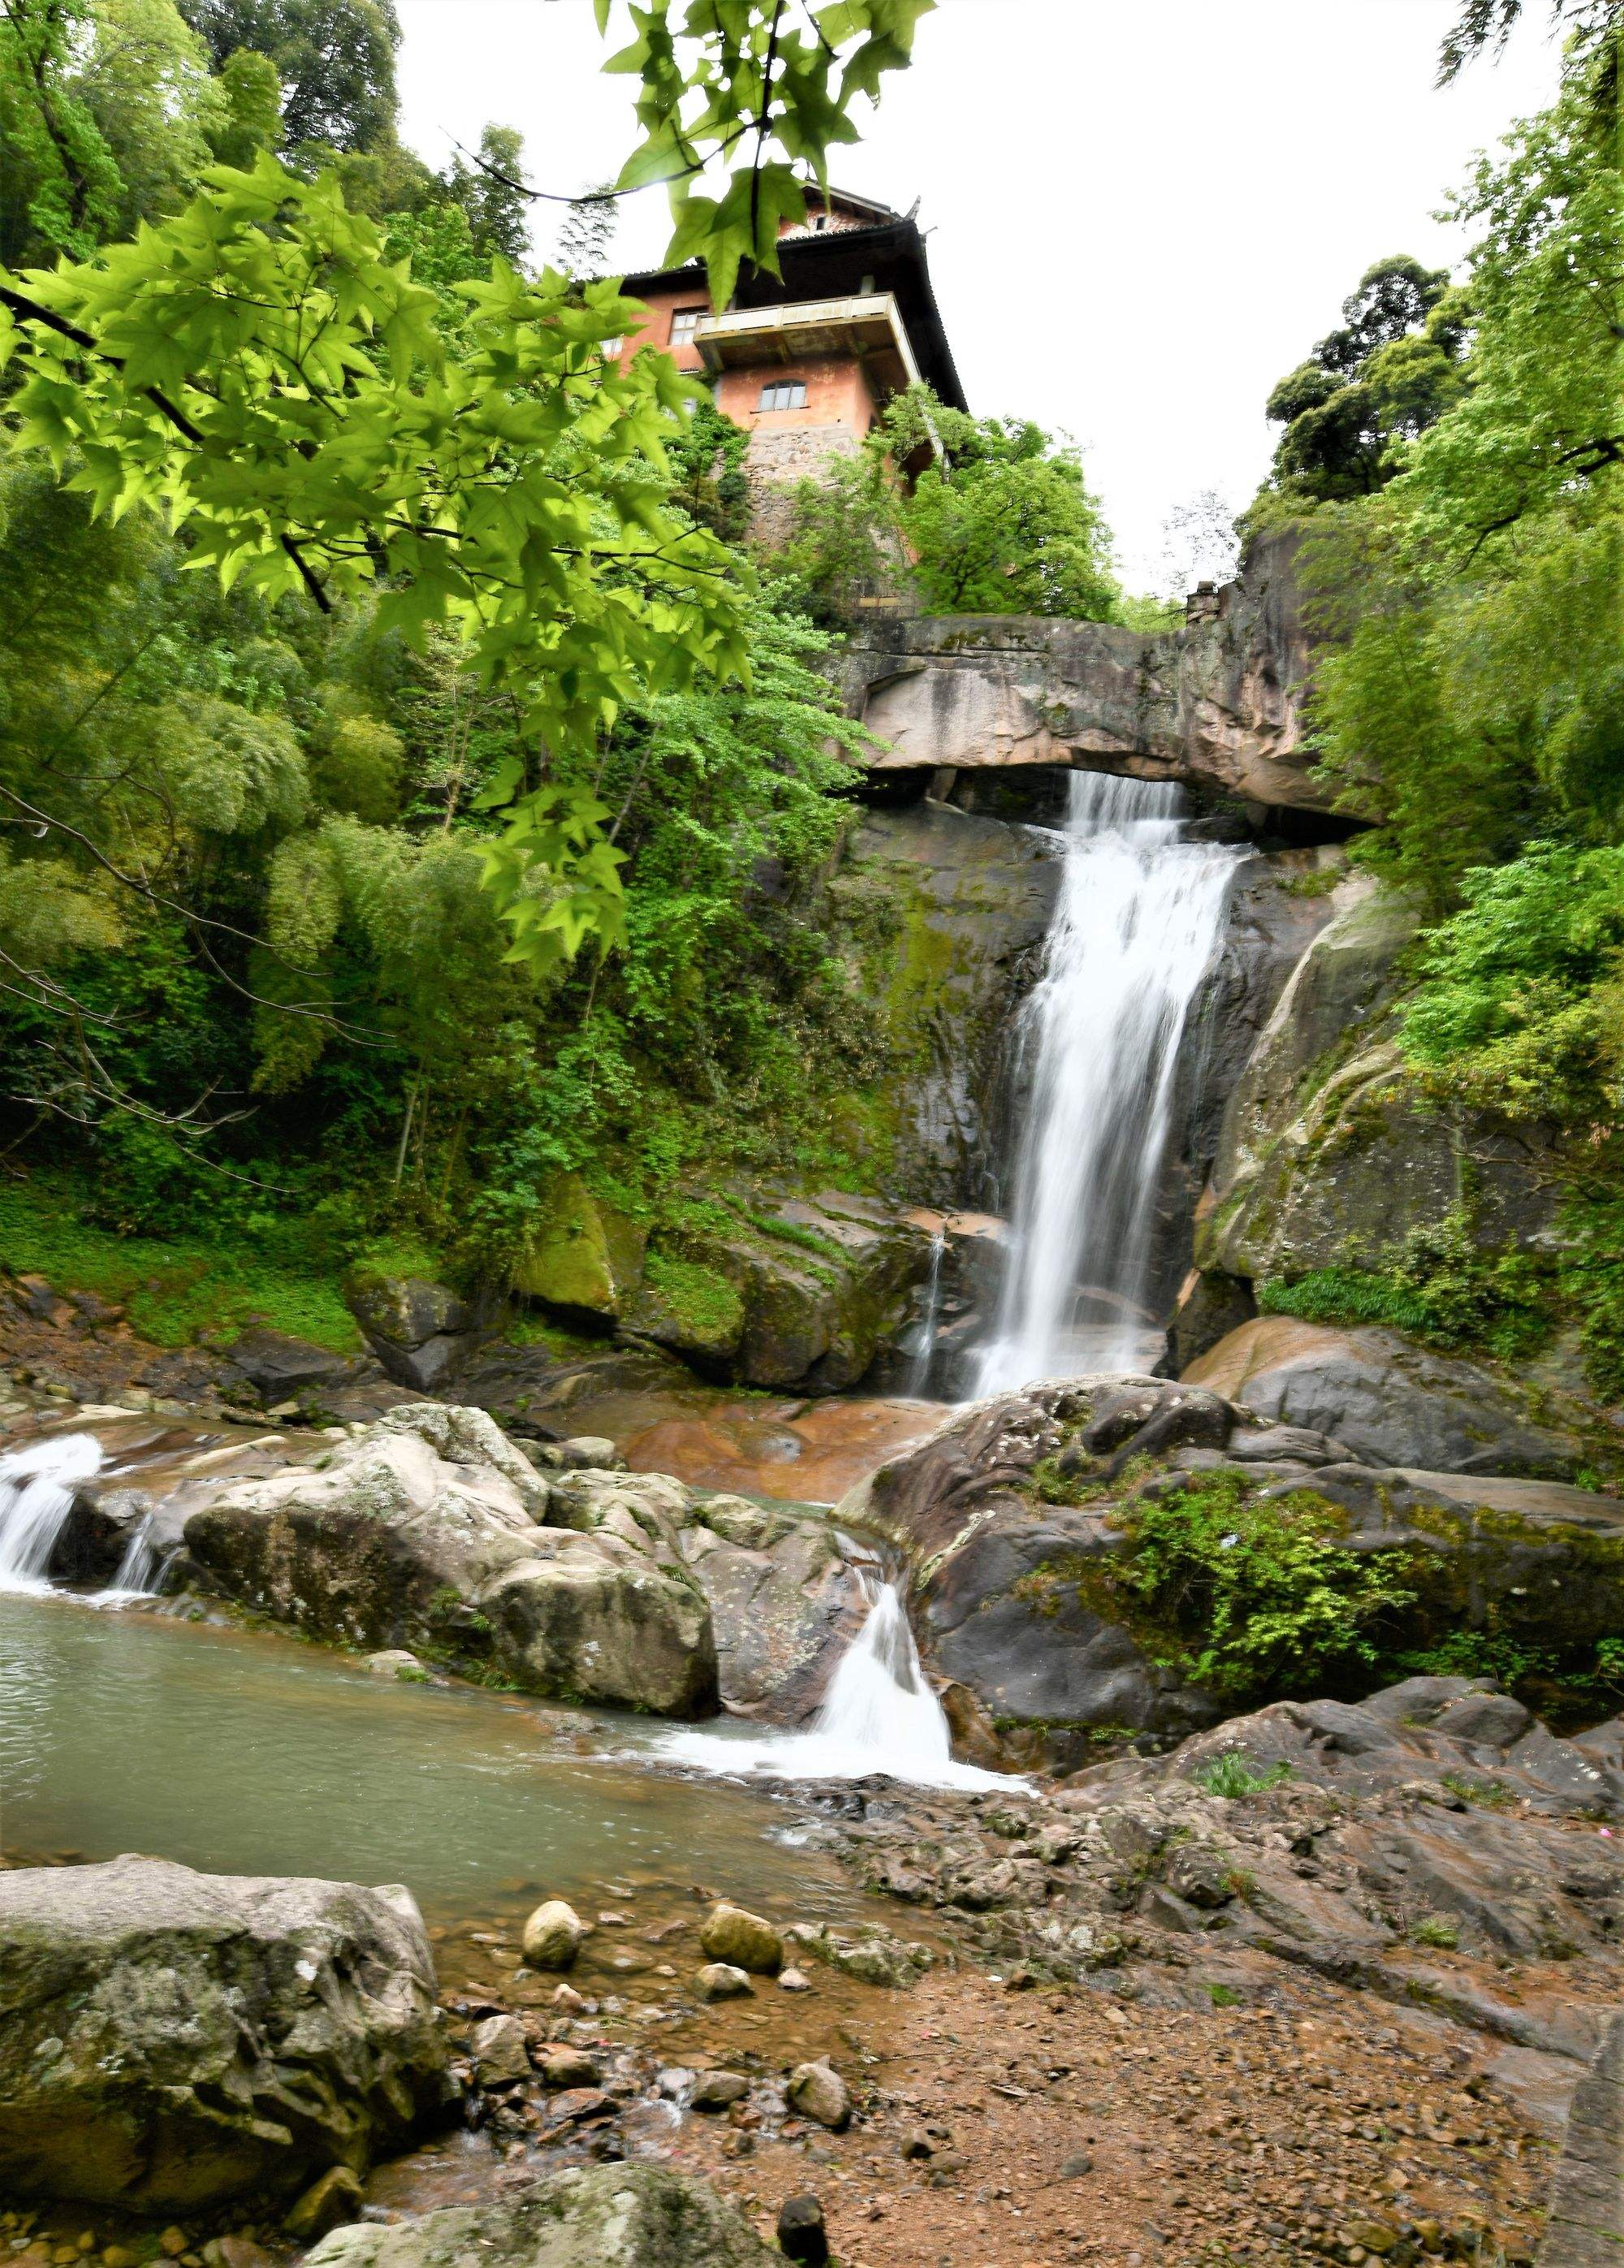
[[1198, 876, 1565, 1290], [512, 1175, 647, 1322], [842, 1375, 1624, 1770], [0, 1856, 451, 2210], [637, 1184, 936, 1393]]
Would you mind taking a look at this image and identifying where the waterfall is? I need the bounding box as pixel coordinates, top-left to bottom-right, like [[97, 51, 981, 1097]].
[[0, 1433, 105, 1593], [808, 1579, 955, 1769], [94, 1513, 170, 1605], [650, 1571, 1024, 1791], [903, 1229, 946, 1396], [975, 771, 1242, 1393]]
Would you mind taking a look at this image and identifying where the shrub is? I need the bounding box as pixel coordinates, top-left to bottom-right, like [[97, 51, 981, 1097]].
[[1192, 1752, 1295, 1800], [1110, 1471, 1418, 1700]]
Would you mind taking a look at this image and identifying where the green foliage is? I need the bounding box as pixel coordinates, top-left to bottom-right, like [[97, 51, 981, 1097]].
[[178, 0, 402, 152], [1258, 1214, 1551, 1365], [1257, 255, 1466, 512], [779, 384, 1121, 626], [1108, 1471, 1418, 1700], [1191, 1752, 1294, 1800], [1410, 1915, 1461, 1949], [0, 1171, 361, 1347]]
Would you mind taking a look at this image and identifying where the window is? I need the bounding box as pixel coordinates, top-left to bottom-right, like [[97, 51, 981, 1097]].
[[669, 307, 705, 346], [758, 381, 808, 412]]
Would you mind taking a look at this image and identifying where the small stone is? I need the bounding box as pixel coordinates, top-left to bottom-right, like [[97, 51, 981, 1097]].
[[282, 2167, 365, 2243], [695, 1961, 754, 2002], [102, 2251, 138, 2268], [698, 1901, 784, 1976], [470, 2013, 531, 2088], [545, 2086, 615, 2128], [551, 1981, 588, 2013], [901, 2130, 934, 2160], [1061, 2151, 1095, 2177], [690, 2069, 750, 2111], [787, 2060, 850, 2132], [521, 1898, 584, 1970], [778, 1966, 811, 1992], [538, 2045, 599, 2089], [158, 2236, 188, 2262], [776, 2192, 829, 2266]]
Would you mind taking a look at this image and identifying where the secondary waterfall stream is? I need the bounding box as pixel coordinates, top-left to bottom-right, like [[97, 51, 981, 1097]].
[[657, 1574, 1021, 1791], [976, 771, 1243, 1392]]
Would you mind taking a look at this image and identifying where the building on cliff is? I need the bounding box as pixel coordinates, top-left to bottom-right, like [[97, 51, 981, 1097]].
[[612, 184, 966, 538]]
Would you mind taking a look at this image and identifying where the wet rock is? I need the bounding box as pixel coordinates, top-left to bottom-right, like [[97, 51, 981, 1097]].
[[689, 2071, 749, 2111], [222, 1329, 361, 1405], [845, 1373, 1624, 1760], [470, 2015, 530, 2088], [694, 1963, 754, 2002], [522, 1900, 584, 1972], [775, 2192, 829, 2266], [786, 2061, 850, 2132], [679, 1505, 862, 1719], [362, 1649, 423, 1679], [1188, 1318, 1592, 1481], [304, 2165, 778, 2268], [536, 2046, 599, 2090], [0, 1855, 451, 2210], [698, 1902, 784, 1976], [183, 1406, 719, 1717], [282, 2168, 365, 2243]]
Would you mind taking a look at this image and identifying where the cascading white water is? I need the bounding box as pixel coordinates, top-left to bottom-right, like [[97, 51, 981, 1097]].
[[93, 1513, 168, 1605], [652, 1573, 1024, 1791], [903, 1229, 947, 1396], [0, 1432, 105, 1593], [975, 772, 1242, 1393]]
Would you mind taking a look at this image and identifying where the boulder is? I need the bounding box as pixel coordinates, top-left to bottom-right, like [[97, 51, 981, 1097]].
[[283, 2167, 365, 2243], [0, 1855, 451, 2210], [181, 1406, 719, 1717], [1186, 1316, 1592, 1480], [303, 2166, 777, 2268], [845, 1374, 1624, 1767], [222, 1328, 361, 1403], [521, 1900, 584, 1971], [679, 1503, 864, 1718], [698, 1902, 784, 1975], [510, 1175, 647, 1323], [341, 1273, 487, 1392]]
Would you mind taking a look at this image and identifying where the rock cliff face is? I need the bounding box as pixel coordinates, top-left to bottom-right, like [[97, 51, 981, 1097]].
[[836, 531, 1326, 816]]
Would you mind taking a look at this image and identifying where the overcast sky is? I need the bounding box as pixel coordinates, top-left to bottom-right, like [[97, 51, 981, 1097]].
[[395, 0, 1562, 590]]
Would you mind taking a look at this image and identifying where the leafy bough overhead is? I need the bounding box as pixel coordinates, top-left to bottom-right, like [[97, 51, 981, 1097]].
[[0, 0, 934, 978]]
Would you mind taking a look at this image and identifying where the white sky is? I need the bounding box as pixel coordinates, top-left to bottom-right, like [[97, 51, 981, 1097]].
[[395, 0, 1563, 590]]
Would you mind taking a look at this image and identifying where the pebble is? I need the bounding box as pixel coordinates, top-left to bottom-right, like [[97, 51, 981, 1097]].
[[779, 1967, 812, 1992]]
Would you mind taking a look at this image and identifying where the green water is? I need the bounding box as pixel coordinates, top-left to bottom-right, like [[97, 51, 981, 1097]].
[[0, 1592, 863, 1932]]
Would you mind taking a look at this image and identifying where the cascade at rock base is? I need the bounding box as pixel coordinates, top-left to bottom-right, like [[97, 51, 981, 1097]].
[[843, 1372, 1624, 1772]]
